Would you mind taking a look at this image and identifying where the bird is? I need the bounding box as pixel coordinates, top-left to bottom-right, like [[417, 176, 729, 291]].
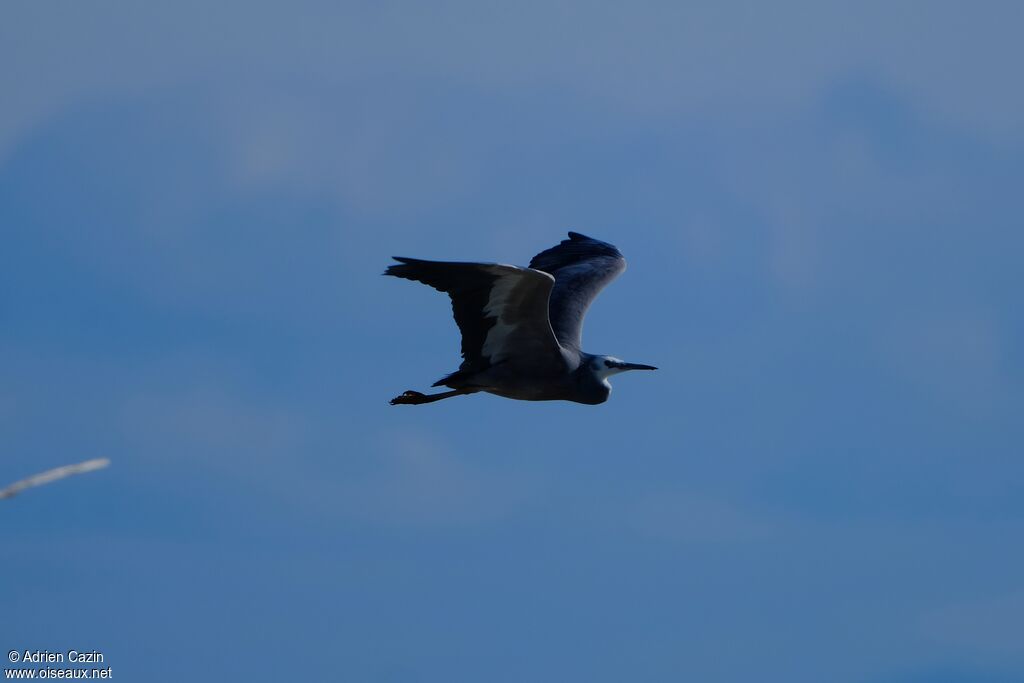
[[384, 231, 657, 405]]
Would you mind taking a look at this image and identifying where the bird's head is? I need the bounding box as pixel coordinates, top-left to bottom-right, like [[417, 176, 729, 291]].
[[589, 355, 658, 384]]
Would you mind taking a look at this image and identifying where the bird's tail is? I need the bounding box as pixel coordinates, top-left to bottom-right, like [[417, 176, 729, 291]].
[[432, 369, 469, 388]]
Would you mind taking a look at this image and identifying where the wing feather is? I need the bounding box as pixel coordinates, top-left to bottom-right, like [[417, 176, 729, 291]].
[[384, 258, 564, 372], [528, 232, 626, 350]]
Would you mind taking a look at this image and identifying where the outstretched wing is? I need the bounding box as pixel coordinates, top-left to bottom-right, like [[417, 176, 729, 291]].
[[384, 258, 565, 374], [528, 232, 626, 350]]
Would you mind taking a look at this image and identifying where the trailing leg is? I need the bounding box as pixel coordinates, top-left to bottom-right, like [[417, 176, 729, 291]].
[[389, 389, 468, 406]]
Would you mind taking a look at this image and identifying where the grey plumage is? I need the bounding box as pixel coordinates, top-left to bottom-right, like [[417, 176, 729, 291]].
[[384, 232, 656, 405]]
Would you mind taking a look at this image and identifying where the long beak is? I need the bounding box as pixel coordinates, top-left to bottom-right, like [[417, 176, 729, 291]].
[[621, 362, 657, 371]]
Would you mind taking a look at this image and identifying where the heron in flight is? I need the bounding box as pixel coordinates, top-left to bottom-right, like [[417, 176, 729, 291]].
[[385, 232, 657, 405]]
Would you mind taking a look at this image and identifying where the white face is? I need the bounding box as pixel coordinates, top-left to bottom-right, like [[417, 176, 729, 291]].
[[593, 356, 628, 381]]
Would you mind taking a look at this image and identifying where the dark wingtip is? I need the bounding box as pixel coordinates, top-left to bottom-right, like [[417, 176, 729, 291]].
[[529, 232, 623, 273], [384, 256, 417, 277]]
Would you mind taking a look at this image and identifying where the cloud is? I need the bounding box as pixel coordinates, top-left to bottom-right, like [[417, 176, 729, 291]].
[[117, 378, 542, 528], [918, 588, 1024, 663], [877, 310, 1009, 417], [311, 430, 546, 528], [623, 489, 781, 543], [3, 0, 1023, 169]]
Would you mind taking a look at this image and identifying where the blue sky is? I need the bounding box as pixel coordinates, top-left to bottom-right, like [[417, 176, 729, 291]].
[[2, 2, 1023, 681]]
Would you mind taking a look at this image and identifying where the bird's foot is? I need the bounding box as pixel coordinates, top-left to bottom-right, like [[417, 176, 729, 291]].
[[390, 390, 428, 405], [389, 388, 467, 405]]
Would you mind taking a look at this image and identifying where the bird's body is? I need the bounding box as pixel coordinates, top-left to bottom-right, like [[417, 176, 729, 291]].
[[385, 232, 656, 405], [443, 350, 607, 404]]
